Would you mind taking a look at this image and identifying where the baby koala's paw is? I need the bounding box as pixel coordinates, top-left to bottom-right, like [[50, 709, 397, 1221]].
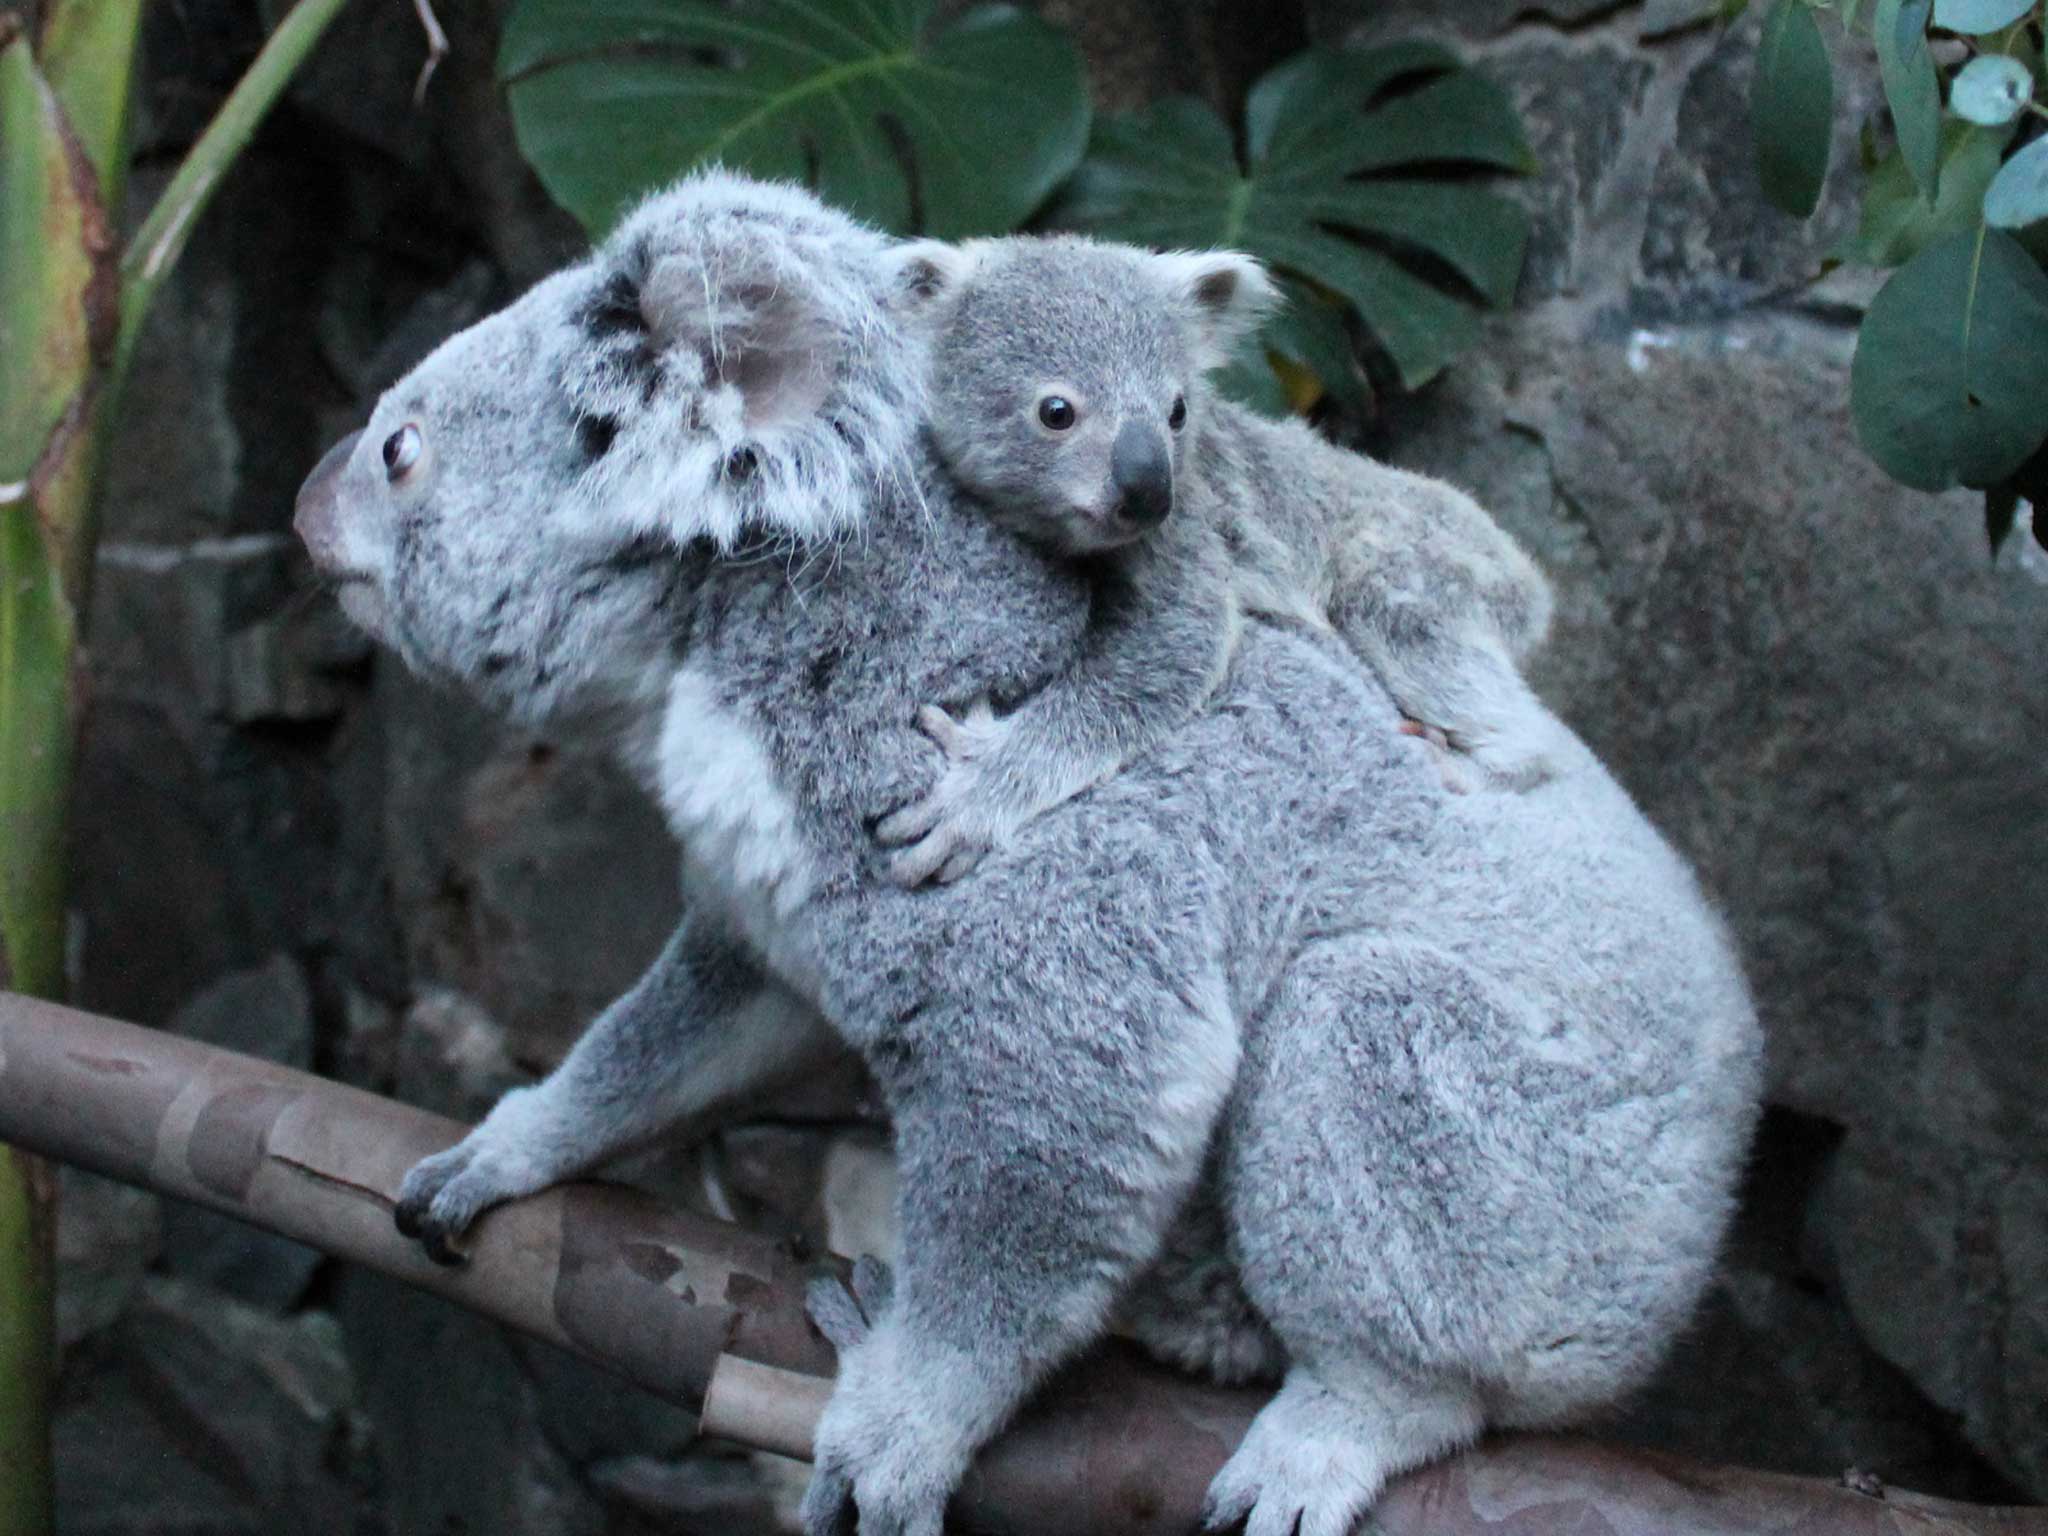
[[1398, 718, 1481, 795], [875, 702, 1022, 887], [1463, 734, 1557, 793]]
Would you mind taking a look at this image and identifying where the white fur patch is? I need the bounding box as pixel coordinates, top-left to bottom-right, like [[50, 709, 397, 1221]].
[[657, 667, 822, 992]]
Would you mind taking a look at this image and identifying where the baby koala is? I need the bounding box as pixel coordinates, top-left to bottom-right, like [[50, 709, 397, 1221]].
[[878, 234, 1564, 886]]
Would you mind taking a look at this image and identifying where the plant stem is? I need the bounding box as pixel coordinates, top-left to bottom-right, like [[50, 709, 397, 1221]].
[[114, 0, 354, 393]]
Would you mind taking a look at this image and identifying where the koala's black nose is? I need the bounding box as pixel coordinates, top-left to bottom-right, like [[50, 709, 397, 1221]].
[[294, 429, 362, 571], [1110, 420, 1173, 529]]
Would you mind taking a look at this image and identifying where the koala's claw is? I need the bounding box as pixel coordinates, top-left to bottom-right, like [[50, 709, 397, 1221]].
[[392, 1122, 547, 1267], [799, 1465, 859, 1536], [913, 703, 975, 755], [392, 1153, 478, 1267]]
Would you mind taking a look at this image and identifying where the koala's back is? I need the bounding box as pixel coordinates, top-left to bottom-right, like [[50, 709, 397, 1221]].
[[1197, 404, 1553, 661], [1090, 621, 1758, 1407]]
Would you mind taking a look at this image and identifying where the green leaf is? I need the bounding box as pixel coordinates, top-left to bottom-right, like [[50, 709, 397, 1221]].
[[1985, 135, 2048, 227], [1837, 118, 2011, 264], [1950, 54, 2034, 123], [1058, 45, 1535, 395], [1753, 0, 1835, 217], [499, 0, 1090, 238], [1875, 0, 1942, 202], [1851, 227, 2048, 488], [1269, 282, 1371, 414], [1930, 0, 2034, 31]]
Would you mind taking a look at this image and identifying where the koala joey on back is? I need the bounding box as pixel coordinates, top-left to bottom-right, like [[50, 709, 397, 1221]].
[[875, 234, 1566, 885], [297, 171, 1760, 1536]]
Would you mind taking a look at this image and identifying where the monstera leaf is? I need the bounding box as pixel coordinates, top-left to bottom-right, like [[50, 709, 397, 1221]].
[[1055, 43, 1536, 401], [499, 0, 1089, 238]]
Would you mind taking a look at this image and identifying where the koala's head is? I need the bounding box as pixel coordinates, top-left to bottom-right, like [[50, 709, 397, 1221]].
[[294, 171, 931, 723], [911, 236, 1275, 555]]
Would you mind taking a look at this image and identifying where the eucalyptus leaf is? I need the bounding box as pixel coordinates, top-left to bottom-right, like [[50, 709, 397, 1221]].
[[1850, 228, 2048, 488], [1752, 0, 1835, 217], [1057, 45, 1535, 394], [1875, 0, 1943, 201], [1930, 0, 2034, 31], [1837, 119, 2011, 264], [1950, 55, 2034, 123], [498, 0, 1089, 238], [1985, 135, 2048, 227]]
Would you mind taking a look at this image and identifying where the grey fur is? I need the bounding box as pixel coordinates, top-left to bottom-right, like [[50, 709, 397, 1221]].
[[879, 236, 1561, 884], [295, 171, 1760, 1536]]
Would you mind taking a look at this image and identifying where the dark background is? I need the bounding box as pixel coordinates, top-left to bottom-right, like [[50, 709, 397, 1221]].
[[50, 0, 2048, 1530]]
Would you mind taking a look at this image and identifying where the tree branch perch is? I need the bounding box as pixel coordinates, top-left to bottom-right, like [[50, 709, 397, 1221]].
[[1, 988, 2042, 1536]]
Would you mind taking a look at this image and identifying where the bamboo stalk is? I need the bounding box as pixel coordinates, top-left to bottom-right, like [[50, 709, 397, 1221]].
[[0, 5, 355, 1525], [2, 988, 2044, 1536]]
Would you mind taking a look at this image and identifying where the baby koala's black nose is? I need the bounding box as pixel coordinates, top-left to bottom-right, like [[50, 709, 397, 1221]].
[[1110, 419, 1173, 529]]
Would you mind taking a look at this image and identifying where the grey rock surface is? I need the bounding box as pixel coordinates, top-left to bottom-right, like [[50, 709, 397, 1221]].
[[55, 1278, 370, 1536]]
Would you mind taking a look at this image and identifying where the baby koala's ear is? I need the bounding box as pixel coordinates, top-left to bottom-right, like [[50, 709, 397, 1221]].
[[640, 252, 839, 432], [885, 239, 981, 325], [1151, 250, 1279, 371]]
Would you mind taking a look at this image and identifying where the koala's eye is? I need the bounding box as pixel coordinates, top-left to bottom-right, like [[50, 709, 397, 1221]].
[[1169, 395, 1188, 432], [382, 424, 423, 480], [1037, 395, 1077, 432]]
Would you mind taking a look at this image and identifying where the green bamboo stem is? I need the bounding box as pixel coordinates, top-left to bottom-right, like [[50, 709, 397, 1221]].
[[1, 2, 353, 1528], [114, 0, 356, 393], [37, 0, 147, 216]]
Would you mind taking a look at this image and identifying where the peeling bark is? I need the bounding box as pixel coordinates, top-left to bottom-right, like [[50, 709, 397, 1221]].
[[1, 989, 2044, 1536]]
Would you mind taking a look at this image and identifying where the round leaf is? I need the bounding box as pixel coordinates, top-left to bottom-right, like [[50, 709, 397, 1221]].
[[1875, 0, 1942, 201], [1057, 45, 1535, 394], [1930, 0, 2034, 31], [1985, 135, 2048, 228], [1752, 0, 1835, 218], [1950, 55, 2033, 125], [498, 0, 1090, 238], [1851, 228, 2048, 489]]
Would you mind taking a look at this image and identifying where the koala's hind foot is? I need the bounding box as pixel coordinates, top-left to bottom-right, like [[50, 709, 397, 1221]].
[[807, 1255, 896, 1350], [1201, 1363, 1483, 1536], [800, 1308, 992, 1536]]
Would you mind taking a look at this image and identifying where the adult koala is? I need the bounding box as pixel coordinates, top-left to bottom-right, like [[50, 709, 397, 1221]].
[[295, 172, 1760, 1536]]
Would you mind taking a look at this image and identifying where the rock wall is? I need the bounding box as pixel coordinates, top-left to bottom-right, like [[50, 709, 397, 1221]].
[[50, 0, 2047, 1530]]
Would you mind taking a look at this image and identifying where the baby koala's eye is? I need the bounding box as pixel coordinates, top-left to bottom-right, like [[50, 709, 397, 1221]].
[[1037, 395, 1077, 431], [382, 424, 423, 480], [1168, 395, 1188, 432]]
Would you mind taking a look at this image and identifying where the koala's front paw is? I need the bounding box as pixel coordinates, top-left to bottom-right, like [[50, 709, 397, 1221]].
[[874, 702, 1020, 887], [393, 1090, 553, 1266]]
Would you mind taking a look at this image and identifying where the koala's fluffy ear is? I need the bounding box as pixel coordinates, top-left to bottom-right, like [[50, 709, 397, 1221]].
[[640, 253, 839, 431], [885, 240, 982, 325], [1152, 250, 1279, 371]]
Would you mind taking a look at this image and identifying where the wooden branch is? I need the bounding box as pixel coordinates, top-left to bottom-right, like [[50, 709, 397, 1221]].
[[2, 988, 2044, 1536]]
